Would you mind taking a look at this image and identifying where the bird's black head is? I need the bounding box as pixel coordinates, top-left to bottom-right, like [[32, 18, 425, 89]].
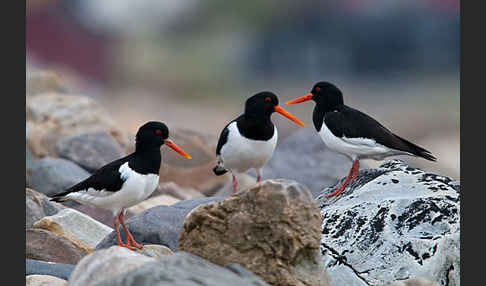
[[244, 91, 305, 127], [135, 121, 169, 150], [135, 121, 192, 158], [286, 81, 344, 110]]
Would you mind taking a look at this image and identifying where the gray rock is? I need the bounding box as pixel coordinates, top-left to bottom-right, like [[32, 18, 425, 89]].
[[264, 128, 366, 197], [68, 246, 157, 286], [26, 274, 68, 286], [96, 197, 224, 251], [56, 132, 124, 173], [26, 259, 75, 280], [96, 252, 270, 286], [28, 157, 90, 197], [317, 160, 460, 286], [26, 188, 64, 228]]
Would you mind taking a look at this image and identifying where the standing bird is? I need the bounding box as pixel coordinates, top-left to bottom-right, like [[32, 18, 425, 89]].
[[286, 81, 436, 198], [213, 91, 306, 193], [50, 121, 192, 250]]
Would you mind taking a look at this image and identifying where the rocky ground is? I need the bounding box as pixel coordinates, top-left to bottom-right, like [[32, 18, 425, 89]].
[[26, 71, 459, 286]]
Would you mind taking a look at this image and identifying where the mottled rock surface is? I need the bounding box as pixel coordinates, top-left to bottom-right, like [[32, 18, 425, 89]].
[[26, 259, 76, 280], [28, 157, 91, 197], [264, 129, 367, 197], [68, 246, 156, 286], [56, 131, 125, 172], [26, 228, 88, 264], [26, 274, 68, 286], [179, 179, 330, 286], [96, 197, 224, 251], [33, 208, 113, 252], [96, 252, 270, 286], [385, 277, 440, 286], [317, 160, 460, 286], [26, 188, 65, 228]]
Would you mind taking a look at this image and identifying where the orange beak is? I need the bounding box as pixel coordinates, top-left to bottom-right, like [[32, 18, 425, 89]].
[[285, 93, 313, 105], [164, 139, 192, 159], [274, 105, 306, 127]]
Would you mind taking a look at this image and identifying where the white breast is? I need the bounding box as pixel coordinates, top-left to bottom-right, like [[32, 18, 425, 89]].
[[318, 121, 408, 161], [220, 122, 278, 173], [65, 162, 159, 215]]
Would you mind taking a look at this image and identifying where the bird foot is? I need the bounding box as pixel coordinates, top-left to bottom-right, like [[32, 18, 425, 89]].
[[117, 242, 136, 251]]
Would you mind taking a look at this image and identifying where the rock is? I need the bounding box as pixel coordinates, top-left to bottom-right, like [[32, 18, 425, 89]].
[[28, 157, 91, 197], [68, 246, 157, 286], [208, 173, 257, 197], [96, 197, 224, 251], [96, 252, 270, 286], [179, 179, 330, 286], [385, 277, 440, 286], [26, 93, 129, 158], [134, 244, 174, 258], [26, 274, 68, 286], [26, 188, 65, 228], [26, 259, 76, 280], [26, 70, 69, 96], [26, 228, 88, 264], [26, 145, 38, 186], [33, 208, 113, 252], [317, 160, 460, 286], [56, 132, 125, 172], [155, 181, 205, 200], [127, 194, 181, 214], [264, 128, 367, 197], [66, 203, 131, 228], [159, 128, 229, 192]]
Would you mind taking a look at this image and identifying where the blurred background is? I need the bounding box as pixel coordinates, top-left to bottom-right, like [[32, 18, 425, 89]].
[[26, 0, 459, 179]]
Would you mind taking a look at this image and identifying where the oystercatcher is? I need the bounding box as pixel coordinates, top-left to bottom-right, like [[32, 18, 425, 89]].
[[213, 91, 305, 193], [286, 81, 436, 198], [50, 121, 192, 250]]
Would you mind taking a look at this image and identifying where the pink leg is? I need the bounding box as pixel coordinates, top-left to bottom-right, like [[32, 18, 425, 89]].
[[326, 160, 360, 198], [119, 212, 143, 249], [232, 174, 238, 193]]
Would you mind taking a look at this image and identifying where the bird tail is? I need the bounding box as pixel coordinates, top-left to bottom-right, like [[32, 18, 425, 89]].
[[397, 135, 437, 162]]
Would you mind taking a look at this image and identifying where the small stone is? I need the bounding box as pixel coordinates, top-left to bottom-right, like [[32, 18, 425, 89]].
[[26, 228, 88, 264], [26, 274, 67, 286], [135, 244, 173, 258], [127, 195, 181, 214], [33, 208, 113, 252]]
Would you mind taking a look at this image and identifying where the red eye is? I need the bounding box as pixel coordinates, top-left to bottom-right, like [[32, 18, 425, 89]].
[[265, 97, 272, 102], [316, 87, 321, 92], [155, 129, 162, 135]]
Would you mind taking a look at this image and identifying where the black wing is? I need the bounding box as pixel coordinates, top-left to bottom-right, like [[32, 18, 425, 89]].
[[216, 119, 235, 155], [324, 105, 436, 161], [50, 154, 132, 200]]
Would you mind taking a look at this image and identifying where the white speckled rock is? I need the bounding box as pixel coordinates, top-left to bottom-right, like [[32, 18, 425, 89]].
[[26, 274, 68, 286], [385, 277, 440, 286], [68, 246, 156, 286], [317, 160, 460, 286], [33, 208, 113, 252]]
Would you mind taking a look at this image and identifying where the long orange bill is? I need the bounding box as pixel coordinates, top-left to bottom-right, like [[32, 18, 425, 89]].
[[164, 139, 192, 159], [285, 93, 313, 105], [274, 105, 306, 127]]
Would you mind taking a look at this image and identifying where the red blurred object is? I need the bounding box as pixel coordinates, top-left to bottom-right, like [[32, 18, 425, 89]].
[[26, 3, 115, 82]]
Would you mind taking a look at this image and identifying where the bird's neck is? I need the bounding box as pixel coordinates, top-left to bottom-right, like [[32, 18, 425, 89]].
[[131, 147, 161, 175], [313, 102, 341, 132], [238, 113, 275, 140]]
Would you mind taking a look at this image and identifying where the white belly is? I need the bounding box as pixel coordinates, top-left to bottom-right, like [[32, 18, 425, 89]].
[[66, 162, 159, 215], [220, 122, 277, 173], [318, 122, 409, 161]]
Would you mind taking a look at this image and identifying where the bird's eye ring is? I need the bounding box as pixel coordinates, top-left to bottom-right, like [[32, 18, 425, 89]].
[[155, 129, 162, 135], [316, 87, 321, 92], [265, 97, 272, 102]]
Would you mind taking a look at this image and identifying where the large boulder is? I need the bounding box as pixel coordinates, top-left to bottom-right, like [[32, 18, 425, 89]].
[[264, 128, 366, 197], [28, 157, 90, 197], [96, 197, 224, 251], [318, 160, 460, 286], [26, 92, 130, 158], [95, 252, 270, 286], [56, 131, 125, 173], [179, 179, 330, 286], [26, 188, 65, 228]]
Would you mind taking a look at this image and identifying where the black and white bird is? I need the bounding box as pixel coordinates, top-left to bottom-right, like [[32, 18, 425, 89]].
[[286, 81, 436, 198], [213, 91, 305, 193], [50, 121, 191, 250]]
